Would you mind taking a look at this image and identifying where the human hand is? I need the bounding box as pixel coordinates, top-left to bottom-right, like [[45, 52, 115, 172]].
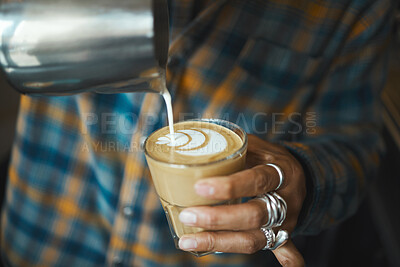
[[178, 134, 306, 267]]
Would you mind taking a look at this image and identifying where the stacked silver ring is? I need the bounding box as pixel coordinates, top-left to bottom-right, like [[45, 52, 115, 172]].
[[258, 163, 289, 250], [257, 192, 287, 228]]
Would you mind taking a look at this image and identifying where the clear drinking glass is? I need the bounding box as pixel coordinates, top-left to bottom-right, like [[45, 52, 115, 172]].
[[144, 119, 248, 257]]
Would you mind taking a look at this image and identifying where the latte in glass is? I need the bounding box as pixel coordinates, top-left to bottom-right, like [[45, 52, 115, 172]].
[[144, 119, 247, 256]]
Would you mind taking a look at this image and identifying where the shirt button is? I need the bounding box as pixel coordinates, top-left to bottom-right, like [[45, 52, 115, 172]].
[[122, 205, 134, 217]]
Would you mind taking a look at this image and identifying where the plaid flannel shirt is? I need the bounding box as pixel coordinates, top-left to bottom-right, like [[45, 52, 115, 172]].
[[1, 0, 393, 266]]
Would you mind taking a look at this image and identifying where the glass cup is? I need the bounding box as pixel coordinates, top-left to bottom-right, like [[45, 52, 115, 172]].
[[144, 119, 248, 256]]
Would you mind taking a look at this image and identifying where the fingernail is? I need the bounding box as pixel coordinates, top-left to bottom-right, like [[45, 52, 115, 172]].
[[195, 183, 215, 196], [179, 211, 197, 224], [179, 238, 198, 250]]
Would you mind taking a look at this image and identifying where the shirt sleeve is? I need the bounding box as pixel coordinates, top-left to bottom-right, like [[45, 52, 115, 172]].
[[281, 0, 394, 236]]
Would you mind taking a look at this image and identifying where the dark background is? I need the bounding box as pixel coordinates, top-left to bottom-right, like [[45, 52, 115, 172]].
[[0, 12, 400, 267]]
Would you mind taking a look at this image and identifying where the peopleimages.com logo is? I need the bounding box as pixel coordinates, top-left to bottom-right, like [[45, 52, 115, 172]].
[[79, 111, 317, 152]]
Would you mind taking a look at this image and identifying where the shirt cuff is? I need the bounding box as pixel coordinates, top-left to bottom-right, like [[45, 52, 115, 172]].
[[279, 141, 319, 236]]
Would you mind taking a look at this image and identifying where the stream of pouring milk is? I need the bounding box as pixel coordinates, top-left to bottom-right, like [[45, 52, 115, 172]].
[[159, 75, 175, 143]]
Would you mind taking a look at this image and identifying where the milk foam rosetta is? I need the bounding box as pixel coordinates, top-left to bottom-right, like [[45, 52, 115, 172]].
[[156, 128, 228, 156], [145, 121, 243, 164]]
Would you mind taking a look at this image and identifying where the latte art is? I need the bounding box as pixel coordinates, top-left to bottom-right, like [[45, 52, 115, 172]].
[[156, 128, 228, 156], [145, 121, 243, 164]]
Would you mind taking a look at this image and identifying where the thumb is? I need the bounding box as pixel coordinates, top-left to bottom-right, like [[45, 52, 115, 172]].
[[272, 239, 305, 267]]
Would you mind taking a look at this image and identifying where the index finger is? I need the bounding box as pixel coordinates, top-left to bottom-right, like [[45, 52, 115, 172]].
[[194, 164, 283, 200]]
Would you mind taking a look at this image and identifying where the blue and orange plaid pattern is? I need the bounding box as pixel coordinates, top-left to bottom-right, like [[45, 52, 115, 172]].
[[1, 0, 393, 266]]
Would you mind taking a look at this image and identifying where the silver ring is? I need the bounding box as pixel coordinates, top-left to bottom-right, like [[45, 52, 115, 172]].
[[266, 194, 277, 226], [256, 194, 273, 228], [273, 192, 287, 226], [264, 195, 273, 227], [260, 227, 275, 250], [266, 163, 284, 191], [256, 192, 287, 228], [260, 228, 290, 251]]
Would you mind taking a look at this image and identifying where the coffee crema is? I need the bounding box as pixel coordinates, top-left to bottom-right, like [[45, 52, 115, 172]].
[[145, 121, 243, 164]]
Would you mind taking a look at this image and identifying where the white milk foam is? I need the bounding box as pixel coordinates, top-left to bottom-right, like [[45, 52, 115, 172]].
[[156, 128, 228, 156]]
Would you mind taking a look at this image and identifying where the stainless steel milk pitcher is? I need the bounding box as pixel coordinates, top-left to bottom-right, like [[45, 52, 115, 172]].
[[0, 0, 169, 95]]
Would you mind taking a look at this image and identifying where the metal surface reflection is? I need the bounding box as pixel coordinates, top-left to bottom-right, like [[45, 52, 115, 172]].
[[0, 0, 169, 95]]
